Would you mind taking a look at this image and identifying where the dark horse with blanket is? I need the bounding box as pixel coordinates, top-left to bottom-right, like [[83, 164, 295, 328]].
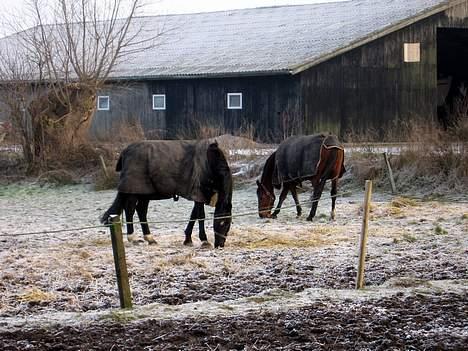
[[101, 140, 233, 248], [256, 134, 345, 221]]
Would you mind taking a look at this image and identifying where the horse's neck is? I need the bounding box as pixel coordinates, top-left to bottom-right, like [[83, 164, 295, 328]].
[[261, 152, 276, 190]]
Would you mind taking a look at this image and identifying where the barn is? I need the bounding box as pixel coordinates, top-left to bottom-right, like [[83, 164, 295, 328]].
[[92, 0, 468, 142]]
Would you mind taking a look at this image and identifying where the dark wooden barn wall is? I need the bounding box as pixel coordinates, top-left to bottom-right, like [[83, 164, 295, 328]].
[[91, 1, 468, 142], [91, 75, 301, 141], [300, 2, 468, 139]]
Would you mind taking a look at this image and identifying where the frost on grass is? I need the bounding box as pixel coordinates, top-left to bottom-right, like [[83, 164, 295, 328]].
[[0, 184, 467, 322]]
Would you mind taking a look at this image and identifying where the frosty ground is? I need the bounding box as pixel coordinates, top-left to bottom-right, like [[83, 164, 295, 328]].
[[0, 178, 467, 349]]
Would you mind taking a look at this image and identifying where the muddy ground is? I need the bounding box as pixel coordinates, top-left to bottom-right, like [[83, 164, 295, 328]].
[[0, 179, 467, 350]]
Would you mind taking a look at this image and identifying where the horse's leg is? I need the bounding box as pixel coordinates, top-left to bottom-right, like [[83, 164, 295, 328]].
[[197, 203, 208, 243], [136, 199, 156, 245], [307, 179, 326, 222], [330, 179, 338, 221], [197, 203, 212, 248], [272, 186, 289, 219], [290, 186, 302, 217], [125, 197, 138, 243], [184, 202, 199, 246]]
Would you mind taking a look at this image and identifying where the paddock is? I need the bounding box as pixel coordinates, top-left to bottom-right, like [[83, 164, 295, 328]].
[[0, 180, 466, 349]]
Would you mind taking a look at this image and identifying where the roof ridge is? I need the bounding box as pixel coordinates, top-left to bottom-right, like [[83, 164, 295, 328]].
[[132, 1, 353, 20]]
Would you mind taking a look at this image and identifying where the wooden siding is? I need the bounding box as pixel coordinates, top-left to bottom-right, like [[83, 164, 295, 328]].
[[91, 75, 302, 141], [300, 4, 468, 139]]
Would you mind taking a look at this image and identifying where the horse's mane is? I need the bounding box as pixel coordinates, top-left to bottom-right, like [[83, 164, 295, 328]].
[[190, 139, 212, 195], [208, 142, 233, 203], [261, 152, 280, 189]]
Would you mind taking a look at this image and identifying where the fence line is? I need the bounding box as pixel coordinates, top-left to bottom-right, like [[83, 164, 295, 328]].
[[3, 189, 458, 238], [0, 193, 349, 238]]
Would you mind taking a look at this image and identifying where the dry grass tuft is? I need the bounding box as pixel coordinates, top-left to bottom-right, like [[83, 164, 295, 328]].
[[346, 154, 385, 187], [17, 288, 56, 303], [94, 167, 119, 190], [386, 206, 403, 216], [228, 227, 341, 249], [434, 224, 448, 235], [391, 197, 418, 208], [176, 121, 227, 140], [346, 117, 468, 193], [71, 238, 112, 248], [36, 169, 78, 186], [73, 249, 92, 259], [92, 118, 146, 143]]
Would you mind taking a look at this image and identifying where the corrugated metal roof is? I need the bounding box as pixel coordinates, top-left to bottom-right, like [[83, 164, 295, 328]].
[[0, 0, 457, 80], [108, 0, 454, 79]]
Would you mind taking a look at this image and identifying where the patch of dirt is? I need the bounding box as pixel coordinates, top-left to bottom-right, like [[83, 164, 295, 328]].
[[0, 293, 466, 350]]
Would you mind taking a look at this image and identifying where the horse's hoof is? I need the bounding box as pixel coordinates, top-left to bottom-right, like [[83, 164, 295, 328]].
[[144, 235, 157, 245], [183, 240, 193, 246], [271, 214, 278, 219], [306, 216, 313, 222], [200, 241, 212, 249], [127, 234, 138, 243]]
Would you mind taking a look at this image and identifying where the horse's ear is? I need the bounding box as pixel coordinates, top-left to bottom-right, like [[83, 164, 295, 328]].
[[256, 179, 260, 186]]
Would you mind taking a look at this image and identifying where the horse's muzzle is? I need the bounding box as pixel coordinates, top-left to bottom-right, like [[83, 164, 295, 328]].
[[258, 210, 272, 219]]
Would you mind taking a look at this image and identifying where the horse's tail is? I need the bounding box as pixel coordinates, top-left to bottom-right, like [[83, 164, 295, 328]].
[[328, 145, 345, 180], [115, 154, 123, 172], [100, 193, 124, 224], [319, 137, 345, 181]]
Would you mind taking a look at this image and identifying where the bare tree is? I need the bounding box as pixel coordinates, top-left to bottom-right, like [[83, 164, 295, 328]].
[[0, 36, 46, 169], [0, 0, 161, 171]]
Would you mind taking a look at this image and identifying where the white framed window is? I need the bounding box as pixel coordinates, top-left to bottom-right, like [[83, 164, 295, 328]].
[[152, 94, 166, 110], [97, 96, 110, 111], [404, 43, 421, 62], [227, 93, 242, 109]]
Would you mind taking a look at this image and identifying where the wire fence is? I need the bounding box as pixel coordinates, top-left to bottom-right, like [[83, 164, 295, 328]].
[[0, 193, 356, 238], [2, 189, 460, 239]]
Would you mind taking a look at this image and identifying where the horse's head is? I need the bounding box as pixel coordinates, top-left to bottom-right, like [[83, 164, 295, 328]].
[[207, 141, 233, 248], [256, 179, 275, 218], [213, 201, 232, 248]]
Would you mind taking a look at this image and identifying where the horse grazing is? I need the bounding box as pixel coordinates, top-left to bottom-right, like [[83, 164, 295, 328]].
[[256, 134, 345, 221], [101, 140, 233, 248]]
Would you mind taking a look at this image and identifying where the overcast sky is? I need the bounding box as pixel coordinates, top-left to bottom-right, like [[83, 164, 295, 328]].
[[0, 0, 348, 37]]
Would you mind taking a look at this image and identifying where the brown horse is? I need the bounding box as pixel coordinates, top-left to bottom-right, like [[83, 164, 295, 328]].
[[256, 134, 345, 221]]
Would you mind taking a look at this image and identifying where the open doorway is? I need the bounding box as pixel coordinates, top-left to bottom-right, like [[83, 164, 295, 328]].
[[437, 28, 468, 129]]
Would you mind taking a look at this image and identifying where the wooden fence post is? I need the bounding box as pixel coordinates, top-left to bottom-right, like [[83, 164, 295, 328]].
[[99, 155, 109, 180], [383, 152, 396, 194], [356, 180, 373, 290], [108, 214, 133, 309]]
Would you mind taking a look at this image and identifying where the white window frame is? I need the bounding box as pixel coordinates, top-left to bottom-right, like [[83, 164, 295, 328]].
[[97, 96, 110, 111], [227, 93, 242, 110], [404, 43, 421, 63], [152, 94, 166, 110]]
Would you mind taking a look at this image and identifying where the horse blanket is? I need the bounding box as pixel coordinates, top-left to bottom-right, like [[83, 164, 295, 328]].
[[272, 134, 343, 186], [116, 140, 216, 204]]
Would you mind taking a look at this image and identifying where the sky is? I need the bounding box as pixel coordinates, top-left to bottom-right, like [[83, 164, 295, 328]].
[[0, 0, 348, 37]]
